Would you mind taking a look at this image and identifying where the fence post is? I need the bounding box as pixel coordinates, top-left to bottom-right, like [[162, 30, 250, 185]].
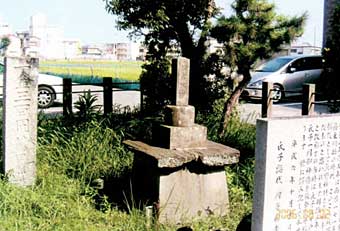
[[302, 84, 315, 116], [261, 81, 273, 118], [63, 78, 72, 116], [103, 77, 113, 115], [139, 82, 144, 116]]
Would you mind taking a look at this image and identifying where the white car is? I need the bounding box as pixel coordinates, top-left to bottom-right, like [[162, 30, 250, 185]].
[[244, 55, 323, 102], [0, 62, 63, 108]]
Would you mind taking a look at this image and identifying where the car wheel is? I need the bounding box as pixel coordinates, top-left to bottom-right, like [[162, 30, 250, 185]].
[[272, 84, 284, 103], [38, 86, 55, 108]]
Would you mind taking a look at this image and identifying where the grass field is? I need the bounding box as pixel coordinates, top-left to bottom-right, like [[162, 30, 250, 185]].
[[40, 60, 143, 81]]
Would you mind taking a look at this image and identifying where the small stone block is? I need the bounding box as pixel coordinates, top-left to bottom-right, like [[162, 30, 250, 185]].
[[164, 105, 195, 127], [154, 124, 207, 149]]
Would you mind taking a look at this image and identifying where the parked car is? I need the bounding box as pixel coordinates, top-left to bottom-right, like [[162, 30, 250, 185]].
[[243, 55, 323, 102], [0, 61, 63, 108]]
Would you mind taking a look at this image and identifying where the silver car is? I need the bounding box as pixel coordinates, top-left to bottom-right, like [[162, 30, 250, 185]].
[[0, 62, 63, 108], [244, 55, 323, 102]]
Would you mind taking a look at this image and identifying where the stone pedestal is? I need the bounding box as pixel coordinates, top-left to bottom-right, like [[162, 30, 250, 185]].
[[124, 140, 239, 223]]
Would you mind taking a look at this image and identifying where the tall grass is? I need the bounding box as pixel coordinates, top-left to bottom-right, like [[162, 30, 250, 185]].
[[38, 120, 133, 188], [0, 163, 163, 230]]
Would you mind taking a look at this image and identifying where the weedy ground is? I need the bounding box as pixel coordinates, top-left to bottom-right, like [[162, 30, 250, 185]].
[[0, 99, 255, 230]]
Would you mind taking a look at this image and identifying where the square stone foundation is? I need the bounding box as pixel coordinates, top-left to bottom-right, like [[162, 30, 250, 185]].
[[125, 140, 239, 224], [159, 168, 228, 223]]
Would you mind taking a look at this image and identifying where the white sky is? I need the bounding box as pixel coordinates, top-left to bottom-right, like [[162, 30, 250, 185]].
[[0, 0, 324, 46]]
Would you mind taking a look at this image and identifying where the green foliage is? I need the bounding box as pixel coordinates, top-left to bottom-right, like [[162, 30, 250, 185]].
[[210, 0, 306, 134], [38, 120, 133, 188], [197, 98, 256, 157], [74, 90, 101, 120], [140, 58, 173, 115], [105, 0, 220, 110], [211, 0, 306, 73], [321, 4, 340, 111], [0, 37, 10, 50], [0, 162, 165, 230], [104, 0, 217, 43]]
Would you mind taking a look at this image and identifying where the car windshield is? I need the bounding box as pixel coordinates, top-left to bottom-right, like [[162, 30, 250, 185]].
[[255, 57, 294, 72]]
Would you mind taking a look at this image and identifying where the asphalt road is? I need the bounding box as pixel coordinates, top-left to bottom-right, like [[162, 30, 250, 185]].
[[40, 86, 335, 123], [239, 100, 332, 124]]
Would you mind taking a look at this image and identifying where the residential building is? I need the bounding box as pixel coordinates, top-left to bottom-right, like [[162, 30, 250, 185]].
[[63, 39, 81, 59], [82, 44, 103, 57], [289, 42, 322, 55], [80, 42, 142, 60], [115, 42, 139, 60]]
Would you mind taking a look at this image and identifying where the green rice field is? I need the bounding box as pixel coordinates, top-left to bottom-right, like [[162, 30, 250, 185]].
[[40, 60, 143, 81]]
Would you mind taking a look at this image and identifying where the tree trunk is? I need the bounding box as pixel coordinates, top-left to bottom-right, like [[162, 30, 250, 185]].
[[219, 70, 252, 137]]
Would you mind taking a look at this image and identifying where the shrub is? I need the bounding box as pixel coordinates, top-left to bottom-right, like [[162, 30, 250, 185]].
[[197, 98, 256, 158], [139, 58, 173, 116], [74, 90, 101, 120]]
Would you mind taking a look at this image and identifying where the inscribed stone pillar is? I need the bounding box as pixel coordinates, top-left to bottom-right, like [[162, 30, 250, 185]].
[[3, 56, 38, 186], [172, 57, 190, 106]]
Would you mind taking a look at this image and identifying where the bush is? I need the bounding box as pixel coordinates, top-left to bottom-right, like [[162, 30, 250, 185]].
[[139, 58, 173, 116], [197, 98, 256, 158]]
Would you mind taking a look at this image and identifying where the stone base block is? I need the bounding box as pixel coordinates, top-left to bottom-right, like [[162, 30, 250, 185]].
[[164, 105, 195, 127], [159, 169, 229, 223], [154, 124, 207, 149], [130, 152, 229, 224]]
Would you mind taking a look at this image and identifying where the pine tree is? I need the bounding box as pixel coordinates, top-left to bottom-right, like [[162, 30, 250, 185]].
[[211, 0, 306, 135]]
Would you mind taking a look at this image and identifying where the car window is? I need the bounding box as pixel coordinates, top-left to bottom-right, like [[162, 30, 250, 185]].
[[290, 57, 323, 72], [0, 64, 3, 74], [304, 57, 323, 70], [290, 58, 306, 72], [255, 57, 294, 72]]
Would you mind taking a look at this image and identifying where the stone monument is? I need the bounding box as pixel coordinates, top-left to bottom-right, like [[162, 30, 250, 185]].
[[124, 57, 239, 223], [252, 115, 340, 231], [2, 38, 38, 186]]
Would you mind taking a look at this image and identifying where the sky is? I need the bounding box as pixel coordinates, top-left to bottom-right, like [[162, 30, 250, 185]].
[[0, 0, 324, 46]]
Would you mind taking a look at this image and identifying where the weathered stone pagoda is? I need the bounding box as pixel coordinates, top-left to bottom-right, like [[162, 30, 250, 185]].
[[124, 57, 239, 223]]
